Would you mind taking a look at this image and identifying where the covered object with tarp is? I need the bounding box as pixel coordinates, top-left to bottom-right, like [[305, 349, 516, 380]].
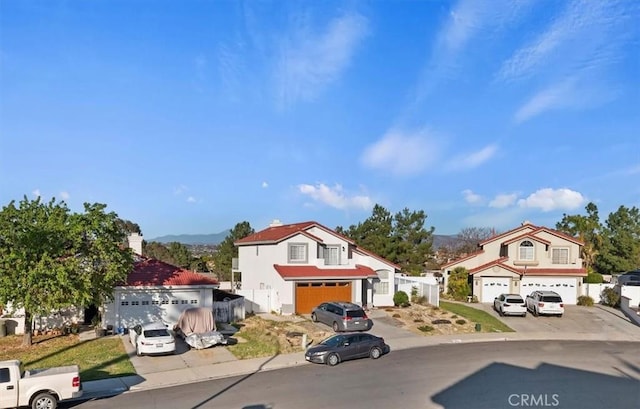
[[173, 307, 226, 349]]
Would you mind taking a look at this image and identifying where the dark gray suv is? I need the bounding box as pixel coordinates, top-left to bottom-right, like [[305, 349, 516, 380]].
[[311, 301, 372, 332]]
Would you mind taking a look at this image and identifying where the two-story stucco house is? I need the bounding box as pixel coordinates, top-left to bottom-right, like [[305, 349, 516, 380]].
[[234, 220, 400, 314], [441, 221, 586, 304]]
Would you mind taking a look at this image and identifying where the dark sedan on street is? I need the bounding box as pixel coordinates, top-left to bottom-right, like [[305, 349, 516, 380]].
[[304, 332, 390, 366]]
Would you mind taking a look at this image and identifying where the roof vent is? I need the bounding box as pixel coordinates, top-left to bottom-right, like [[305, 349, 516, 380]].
[[269, 219, 283, 227]]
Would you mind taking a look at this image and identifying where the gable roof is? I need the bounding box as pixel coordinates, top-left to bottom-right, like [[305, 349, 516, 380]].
[[273, 264, 378, 280], [235, 221, 340, 245], [479, 222, 584, 247], [235, 220, 399, 271], [502, 232, 551, 246], [124, 257, 219, 287], [467, 259, 587, 277]]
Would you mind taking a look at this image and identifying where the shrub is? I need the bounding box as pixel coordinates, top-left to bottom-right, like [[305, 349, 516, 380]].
[[392, 313, 401, 318], [417, 325, 434, 332], [394, 291, 410, 307], [413, 318, 424, 323], [584, 272, 604, 284], [415, 296, 428, 305], [410, 286, 419, 303], [601, 288, 620, 307], [451, 315, 458, 318], [455, 319, 466, 325], [447, 267, 471, 301], [432, 319, 452, 325], [577, 295, 594, 306]]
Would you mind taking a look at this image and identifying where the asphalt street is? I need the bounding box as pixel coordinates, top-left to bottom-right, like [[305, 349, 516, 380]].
[[65, 340, 640, 409]]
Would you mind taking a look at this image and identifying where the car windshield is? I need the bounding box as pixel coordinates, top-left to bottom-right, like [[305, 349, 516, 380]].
[[320, 335, 344, 347], [346, 310, 365, 318], [506, 297, 524, 303], [542, 296, 562, 303], [144, 329, 170, 338]]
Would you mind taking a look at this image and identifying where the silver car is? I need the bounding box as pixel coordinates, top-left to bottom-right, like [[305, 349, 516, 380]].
[[311, 301, 372, 332], [304, 333, 390, 366]]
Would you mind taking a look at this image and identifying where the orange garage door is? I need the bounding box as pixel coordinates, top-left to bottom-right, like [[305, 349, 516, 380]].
[[295, 282, 352, 314]]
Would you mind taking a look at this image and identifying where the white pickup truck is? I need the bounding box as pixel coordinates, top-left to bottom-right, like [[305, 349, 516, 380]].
[[0, 359, 83, 409]]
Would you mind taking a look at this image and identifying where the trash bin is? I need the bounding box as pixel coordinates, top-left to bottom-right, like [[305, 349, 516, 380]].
[[0, 319, 6, 337], [475, 323, 482, 332]]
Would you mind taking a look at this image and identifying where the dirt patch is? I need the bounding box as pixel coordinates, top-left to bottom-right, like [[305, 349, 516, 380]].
[[230, 315, 333, 354], [380, 304, 478, 336]]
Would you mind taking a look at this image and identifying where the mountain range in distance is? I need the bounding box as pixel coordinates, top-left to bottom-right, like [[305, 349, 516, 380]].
[[148, 230, 459, 249]]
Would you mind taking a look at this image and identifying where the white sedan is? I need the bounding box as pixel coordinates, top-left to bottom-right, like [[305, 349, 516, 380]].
[[129, 322, 176, 356], [493, 294, 527, 317]]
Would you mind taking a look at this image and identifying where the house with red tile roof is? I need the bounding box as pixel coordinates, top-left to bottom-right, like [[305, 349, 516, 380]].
[[234, 220, 400, 314], [440, 221, 586, 304], [102, 233, 219, 331]]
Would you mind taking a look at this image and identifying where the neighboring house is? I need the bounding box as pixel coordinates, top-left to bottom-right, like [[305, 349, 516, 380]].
[[234, 220, 400, 314], [441, 221, 586, 304], [102, 233, 219, 331]]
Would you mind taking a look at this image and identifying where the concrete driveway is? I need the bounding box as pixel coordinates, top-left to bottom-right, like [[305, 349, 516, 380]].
[[121, 331, 237, 376], [473, 302, 640, 337]]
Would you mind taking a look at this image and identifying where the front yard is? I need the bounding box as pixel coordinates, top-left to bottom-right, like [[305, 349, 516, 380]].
[[0, 333, 136, 381]]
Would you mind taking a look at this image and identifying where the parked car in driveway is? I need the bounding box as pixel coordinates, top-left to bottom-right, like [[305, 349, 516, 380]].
[[311, 301, 372, 332], [525, 291, 564, 317], [305, 333, 390, 366], [130, 321, 176, 356], [493, 293, 527, 316]]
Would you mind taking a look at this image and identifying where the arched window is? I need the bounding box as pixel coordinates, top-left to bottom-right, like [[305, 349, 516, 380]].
[[519, 240, 534, 261]]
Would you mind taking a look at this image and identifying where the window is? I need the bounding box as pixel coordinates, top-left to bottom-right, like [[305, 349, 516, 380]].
[[373, 281, 389, 295], [324, 246, 340, 265], [181, 300, 188, 304], [120, 301, 129, 306], [190, 299, 198, 304], [131, 301, 139, 306], [519, 240, 534, 261], [161, 300, 169, 305], [0, 368, 10, 383], [141, 300, 149, 306], [152, 300, 160, 305], [171, 300, 179, 305], [288, 243, 308, 263], [552, 248, 569, 264]]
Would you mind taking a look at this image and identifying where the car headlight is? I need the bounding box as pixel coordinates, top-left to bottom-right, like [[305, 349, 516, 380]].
[[309, 351, 325, 356]]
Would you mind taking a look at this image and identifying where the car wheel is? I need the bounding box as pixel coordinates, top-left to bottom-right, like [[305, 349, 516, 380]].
[[533, 308, 539, 317], [31, 392, 57, 409], [136, 345, 141, 356], [499, 307, 504, 316], [327, 353, 340, 366], [311, 313, 317, 322], [332, 322, 339, 332], [558, 314, 563, 318], [370, 347, 382, 359]]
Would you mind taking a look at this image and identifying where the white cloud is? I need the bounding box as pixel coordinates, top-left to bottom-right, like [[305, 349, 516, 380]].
[[361, 128, 442, 176], [462, 189, 482, 204], [514, 77, 618, 123], [517, 188, 585, 211], [262, 181, 269, 188], [490, 193, 519, 208], [447, 144, 498, 171], [298, 183, 373, 210], [59, 191, 70, 200], [186, 196, 196, 203], [275, 11, 369, 107], [32, 189, 41, 198]]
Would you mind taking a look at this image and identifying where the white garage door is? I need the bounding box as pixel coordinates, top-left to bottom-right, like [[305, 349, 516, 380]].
[[117, 290, 203, 329], [481, 277, 511, 303], [520, 277, 578, 304]]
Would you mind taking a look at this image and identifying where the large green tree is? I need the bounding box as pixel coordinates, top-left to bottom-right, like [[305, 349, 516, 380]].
[[0, 197, 134, 346], [213, 221, 254, 281], [337, 204, 434, 274], [556, 202, 603, 271], [594, 205, 640, 275]]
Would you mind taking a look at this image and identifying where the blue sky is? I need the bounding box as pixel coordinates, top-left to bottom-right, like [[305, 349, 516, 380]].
[[1, 0, 639, 239]]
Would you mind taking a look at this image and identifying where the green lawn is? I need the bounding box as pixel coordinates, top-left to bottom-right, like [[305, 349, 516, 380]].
[[0, 334, 136, 381], [440, 301, 514, 333]]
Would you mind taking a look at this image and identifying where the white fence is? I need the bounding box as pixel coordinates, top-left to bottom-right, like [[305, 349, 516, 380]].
[[395, 276, 440, 307], [620, 296, 640, 326], [580, 283, 615, 303], [236, 289, 280, 314]]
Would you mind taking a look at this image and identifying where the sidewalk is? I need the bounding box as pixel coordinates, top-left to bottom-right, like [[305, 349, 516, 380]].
[[79, 312, 640, 401]]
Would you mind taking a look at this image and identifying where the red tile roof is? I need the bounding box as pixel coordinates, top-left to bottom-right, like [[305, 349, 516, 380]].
[[124, 257, 219, 286], [273, 264, 378, 280], [479, 222, 584, 247], [235, 221, 325, 244], [502, 232, 551, 246]]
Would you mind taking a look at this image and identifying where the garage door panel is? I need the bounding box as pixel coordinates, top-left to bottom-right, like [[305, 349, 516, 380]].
[[118, 290, 203, 329], [520, 277, 578, 304], [295, 282, 351, 314], [480, 277, 511, 303]]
